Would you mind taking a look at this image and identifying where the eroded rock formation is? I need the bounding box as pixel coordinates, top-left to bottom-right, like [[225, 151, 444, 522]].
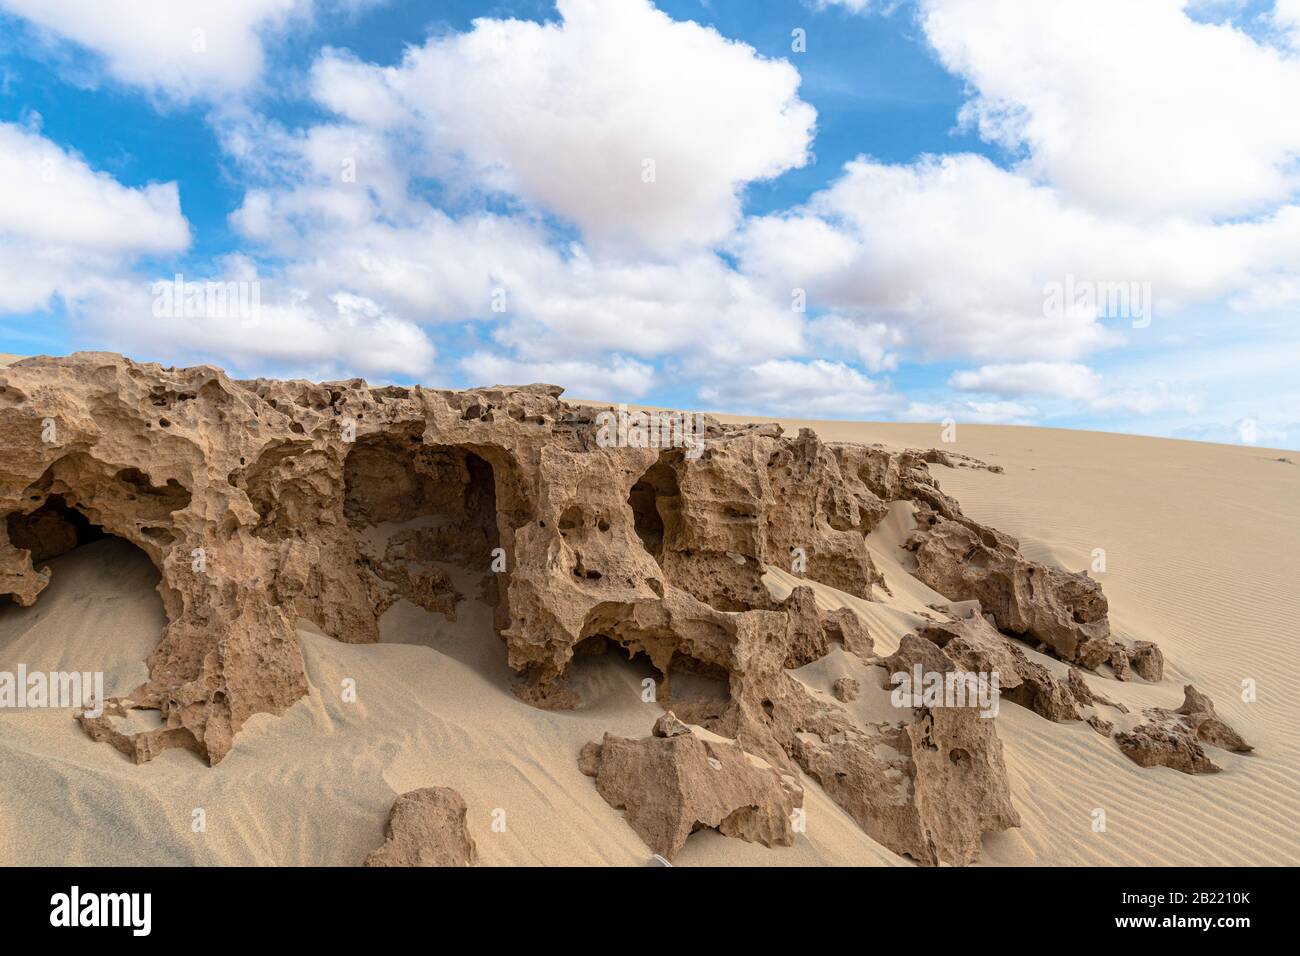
[[0, 352, 1181, 865], [364, 787, 476, 867]]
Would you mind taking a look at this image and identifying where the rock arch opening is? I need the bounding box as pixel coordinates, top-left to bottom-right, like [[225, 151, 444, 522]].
[[343, 434, 504, 620], [1, 494, 165, 701]]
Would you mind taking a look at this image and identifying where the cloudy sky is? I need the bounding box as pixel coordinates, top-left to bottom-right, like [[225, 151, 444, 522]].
[[1, 0, 1297, 447]]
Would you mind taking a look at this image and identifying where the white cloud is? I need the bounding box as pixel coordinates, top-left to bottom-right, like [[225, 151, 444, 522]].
[[917, 0, 1300, 219], [460, 352, 654, 399], [948, 361, 1199, 416], [214, 105, 810, 373], [949, 362, 1101, 400], [697, 359, 898, 418], [807, 314, 901, 371], [736, 153, 1300, 362], [74, 273, 435, 380], [0, 0, 305, 102], [0, 122, 189, 312], [310, 0, 815, 255], [906, 399, 1039, 425]]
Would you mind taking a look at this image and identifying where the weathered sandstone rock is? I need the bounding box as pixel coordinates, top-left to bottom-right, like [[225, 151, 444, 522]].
[[1129, 641, 1165, 682], [652, 711, 691, 737], [1116, 685, 1252, 774], [784, 634, 1019, 867], [1175, 685, 1252, 754], [1115, 722, 1221, 774], [915, 617, 1078, 722], [831, 677, 860, 702], [1086, 715, 1114, 736], [364, 787, 476, 867], [1110, 645, 1132, 681], [907, 506, 1115, 668], [578, 724, 801, 861], [1066, 666, 1128, 713]]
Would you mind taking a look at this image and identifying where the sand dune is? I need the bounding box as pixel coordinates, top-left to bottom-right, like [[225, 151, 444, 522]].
[[1, 419, 1296, 865]]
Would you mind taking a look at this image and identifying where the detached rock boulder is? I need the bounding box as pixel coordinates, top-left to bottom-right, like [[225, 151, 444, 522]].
[[778, 587, 875, 667], [1177, 686, 1252, 754], [1129, 641, 1165, 682], [364, 787, 477, 867], [831, 677, 860, 702], [1116, 685, 1252, 775], [1115, 722, 1220, 774], [652, 711, 691, 738], [820, 605, 875, 661], [579, 725, 802, 861]]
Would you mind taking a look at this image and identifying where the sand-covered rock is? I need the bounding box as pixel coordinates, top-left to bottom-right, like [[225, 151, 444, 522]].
[[832, 677, 860, 702], [578, 724, 802, 861], [907, 506, 1116, 668], [785, 634, 1019, 867], [915, 617, 1078, 722], [1116, 685, 1252, 774], [820, 604, 874, 660], [364, 787, 476, 867], [1129, 641, 1165, 682], [1066, 666, 1128, 713]]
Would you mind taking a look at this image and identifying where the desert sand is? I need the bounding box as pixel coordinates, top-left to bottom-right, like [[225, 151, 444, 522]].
[[1, 392, 1295, 865]]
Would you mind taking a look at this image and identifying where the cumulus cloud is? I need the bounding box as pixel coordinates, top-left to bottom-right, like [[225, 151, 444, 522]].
[[460, 352, 654, 399], [736, 152, 1300, 362], [310, 0, 815, 255], [75, 272, 436, 380], [948, 361, 1199, 416], [949, 362, 1102, 400], [210, 82, 811, 390], [0, 0, 306, 101], [0, 122, 189, 312], [917, 0, 1300, 219], [697, 359, 898, 418]]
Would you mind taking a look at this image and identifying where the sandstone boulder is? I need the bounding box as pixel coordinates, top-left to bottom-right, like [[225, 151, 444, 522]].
[[364, 787, 476, 867], [831, 677, 860, 702], [787, 634, 1020, 867], [1116, 685, 1252, 774], [579, 725, 802, 861], [1129, 641, 1165, 682]]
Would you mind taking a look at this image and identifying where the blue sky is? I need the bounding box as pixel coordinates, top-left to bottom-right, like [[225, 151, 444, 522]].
[[1, 0, 1298, 448]]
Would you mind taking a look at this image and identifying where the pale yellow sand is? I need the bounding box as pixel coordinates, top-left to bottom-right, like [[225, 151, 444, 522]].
[[1, 418, 1296, 865]]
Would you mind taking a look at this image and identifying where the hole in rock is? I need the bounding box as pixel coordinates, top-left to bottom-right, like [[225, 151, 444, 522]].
[[561, 634, 663, 707], [343, 434, 503, 614], [6, 495, 107, 564], [1, 503, 165, 706], [666, 650, 730, 705], [628, 456, 681, 564]]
